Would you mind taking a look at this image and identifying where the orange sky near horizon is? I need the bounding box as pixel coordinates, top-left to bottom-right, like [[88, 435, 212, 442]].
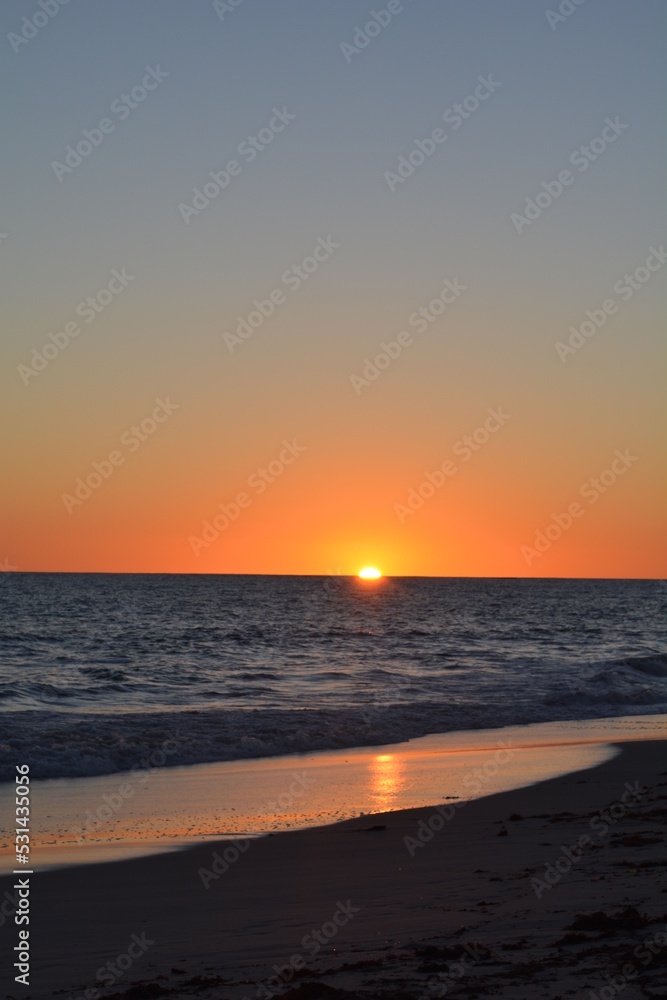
[[4, 400, 665, 577], [2, 2, 666, 579]]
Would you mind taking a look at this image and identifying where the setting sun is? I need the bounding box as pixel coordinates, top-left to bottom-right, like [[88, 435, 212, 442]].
[[358, 567, 382, 580]]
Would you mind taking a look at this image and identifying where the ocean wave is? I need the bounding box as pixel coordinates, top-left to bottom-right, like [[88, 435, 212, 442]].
[[622, 652, 667, 677], [1, 576, 665, 780], [79, 666, 130, 682], [1, 680, 665, 783]]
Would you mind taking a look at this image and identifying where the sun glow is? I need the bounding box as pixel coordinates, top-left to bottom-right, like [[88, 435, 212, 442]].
[[358, 567, 382, 580]]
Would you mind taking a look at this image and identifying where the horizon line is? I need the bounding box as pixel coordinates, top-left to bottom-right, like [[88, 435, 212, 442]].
[[2, 571, 665, 581]]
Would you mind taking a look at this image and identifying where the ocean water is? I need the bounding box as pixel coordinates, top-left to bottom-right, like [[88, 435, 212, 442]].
[[0, 574, 665, 782]]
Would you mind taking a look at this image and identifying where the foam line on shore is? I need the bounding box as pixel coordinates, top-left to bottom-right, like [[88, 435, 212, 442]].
[[1, 713, 663, 873]]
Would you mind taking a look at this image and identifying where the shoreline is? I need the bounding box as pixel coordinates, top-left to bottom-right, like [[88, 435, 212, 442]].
[[1, 736, 665, 998], [0, 741, 667, 1000], [2, 715, 665, 873], [6, 699, 665, 786]]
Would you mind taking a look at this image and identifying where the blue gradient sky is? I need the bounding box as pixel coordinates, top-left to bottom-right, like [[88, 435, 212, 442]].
[[2, 0, 665, 575]]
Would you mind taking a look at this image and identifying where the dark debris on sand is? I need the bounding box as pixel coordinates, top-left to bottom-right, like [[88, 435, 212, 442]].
[[88, 781, 667, 999], [99, 973, 230, 999], [279, 985, 376, 999], [567, 905, 649, 935]]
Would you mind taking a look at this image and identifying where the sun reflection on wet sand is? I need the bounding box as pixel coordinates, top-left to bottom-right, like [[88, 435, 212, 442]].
[[368, 753, 407, 811], [5, 716, 662, 872]]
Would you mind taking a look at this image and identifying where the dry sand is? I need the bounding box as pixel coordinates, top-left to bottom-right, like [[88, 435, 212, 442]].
[[1, 737, 666, 999]]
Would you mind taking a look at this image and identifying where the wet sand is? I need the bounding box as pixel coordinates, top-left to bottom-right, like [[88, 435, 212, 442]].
[[2, 714, 663, 873], [1, 735, 665, 999]]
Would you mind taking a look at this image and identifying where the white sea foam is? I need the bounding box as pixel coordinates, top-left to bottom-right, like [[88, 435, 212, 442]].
[[0, 576, 665, 780]]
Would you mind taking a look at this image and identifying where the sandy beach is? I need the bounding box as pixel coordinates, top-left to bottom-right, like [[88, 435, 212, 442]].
[[4, 0, 666, 993], [2, 733, 666, 999], [3, 716, 650, 873]]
